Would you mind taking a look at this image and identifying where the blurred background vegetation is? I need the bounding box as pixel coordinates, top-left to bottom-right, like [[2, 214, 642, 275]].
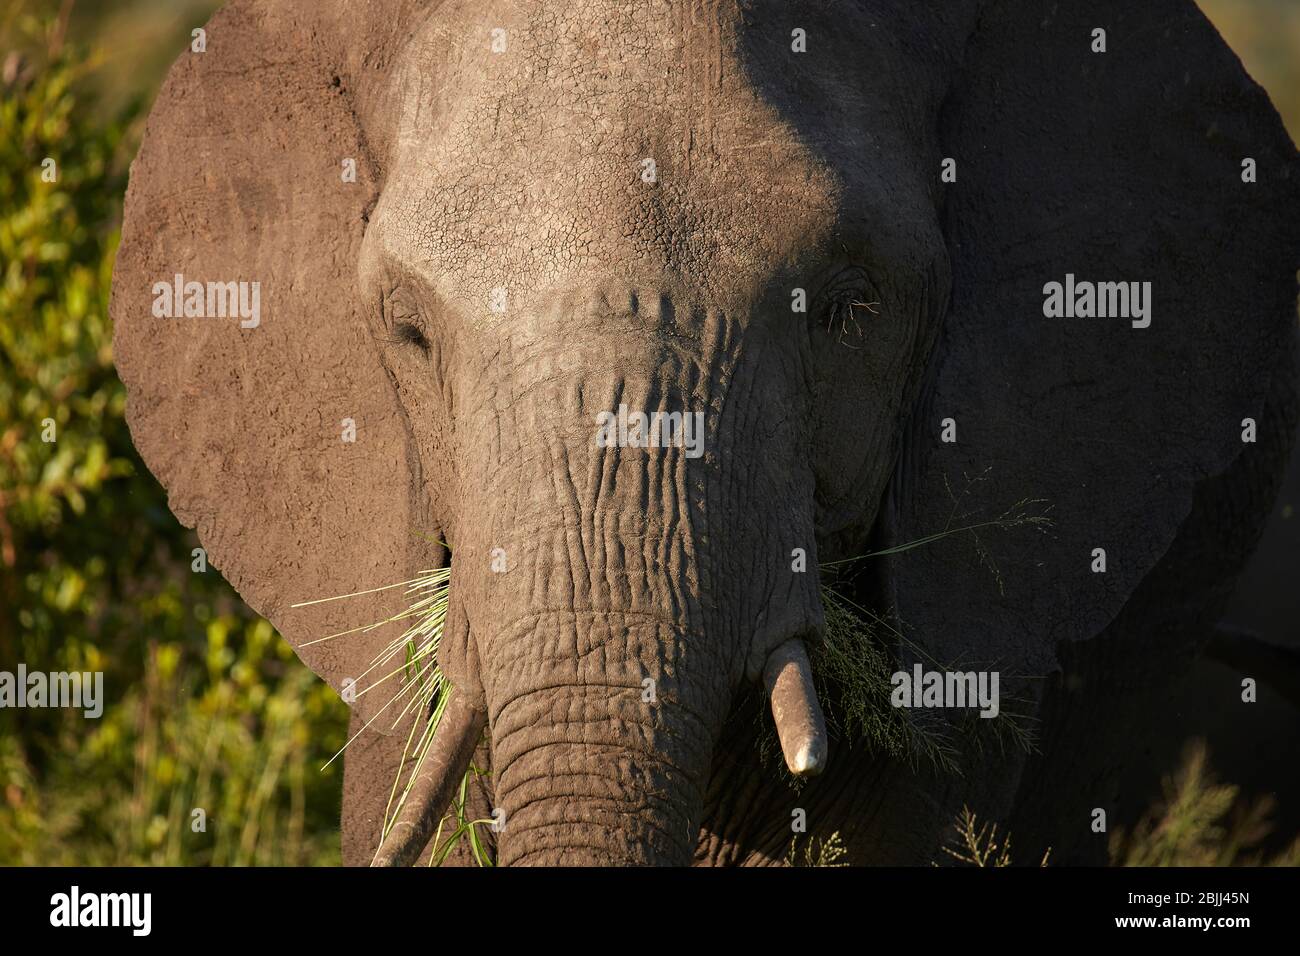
[[0, 0, 1296, 866], [0, 0, 346, 865]]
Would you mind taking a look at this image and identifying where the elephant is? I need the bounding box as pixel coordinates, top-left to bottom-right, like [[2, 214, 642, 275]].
[[110, 0, 1299, 866]]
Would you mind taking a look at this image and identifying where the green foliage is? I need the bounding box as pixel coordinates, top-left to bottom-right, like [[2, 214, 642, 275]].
[[0, 8, 347, 866], [936, 742, 1299, 869], [786, 830, 848, 867], [938, 806, 1051, 867], [756, 502, 1049, 787], [811, 587, 961, 772], [310, 565, 496, 865], [1111, 740, 1300, 867], [428, 764, 495, 867]]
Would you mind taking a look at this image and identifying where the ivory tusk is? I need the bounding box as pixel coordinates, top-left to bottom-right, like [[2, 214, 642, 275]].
[[763, 638, 828, 777], [371, 693, 487, 867]]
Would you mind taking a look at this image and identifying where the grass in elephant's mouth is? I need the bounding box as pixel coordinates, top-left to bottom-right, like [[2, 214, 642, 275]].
[[762, 496, 1049, 784], [777, 583, 1039, 784], [298, 497, 1049, 864], [293, 565, 488, 863]]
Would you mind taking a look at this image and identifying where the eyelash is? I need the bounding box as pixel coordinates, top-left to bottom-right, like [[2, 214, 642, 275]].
[[391, 320, 431, 354], [824, 292, 879, 349]]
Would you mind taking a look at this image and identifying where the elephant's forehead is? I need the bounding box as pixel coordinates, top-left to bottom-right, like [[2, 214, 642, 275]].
[[379, 0, 841, 311]]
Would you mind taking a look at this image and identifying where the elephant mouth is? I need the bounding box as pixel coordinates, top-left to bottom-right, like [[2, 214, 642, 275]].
[[304, 493, 1047, 867], [309, 559, 829, 866]]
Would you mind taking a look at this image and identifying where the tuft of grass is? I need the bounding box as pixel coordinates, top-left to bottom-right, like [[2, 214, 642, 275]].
[[295, 564, 496, 865], [937, 805, 1051, 867], [758, 582, 1040, 786], [808, 586, 960, 773], [759, 498, 1051, 784], [294, 566, 452, 766], [427, 763, 494, 867], [936, 742, 1300, 868], [786, 830, 849, 867], [1111, 739, 1300, 867]]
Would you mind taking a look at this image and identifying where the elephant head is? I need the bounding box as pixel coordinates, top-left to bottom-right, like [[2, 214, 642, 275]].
[[111, 0, 1298, 866]]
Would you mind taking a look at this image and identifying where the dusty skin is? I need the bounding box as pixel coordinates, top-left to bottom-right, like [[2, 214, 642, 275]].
[[111, 0, 1299, 865]]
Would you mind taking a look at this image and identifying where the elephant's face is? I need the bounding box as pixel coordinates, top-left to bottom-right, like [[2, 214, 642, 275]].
[[345, 3, 950, 862], [363, 0, 947, 561], [112, 0, 1298, 866]]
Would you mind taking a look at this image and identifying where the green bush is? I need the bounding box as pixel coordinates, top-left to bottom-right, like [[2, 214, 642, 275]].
[[0, 7, 347, 866]]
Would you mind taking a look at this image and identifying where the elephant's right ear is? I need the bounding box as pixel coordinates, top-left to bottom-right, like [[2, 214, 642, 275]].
[[889, 0, 1299, 677], [111, 0, 437, 727]]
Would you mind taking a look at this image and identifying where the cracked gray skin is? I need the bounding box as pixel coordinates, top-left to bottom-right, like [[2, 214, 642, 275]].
[[112, 0, 1299, 865]]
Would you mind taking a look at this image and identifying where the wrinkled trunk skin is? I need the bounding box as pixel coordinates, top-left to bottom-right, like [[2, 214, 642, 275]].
[[438, 291, 821, 866], [489, 619, 717, 866]]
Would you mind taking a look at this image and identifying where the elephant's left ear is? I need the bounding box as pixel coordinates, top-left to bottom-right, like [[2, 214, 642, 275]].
[[890, 0, 1299, 675]]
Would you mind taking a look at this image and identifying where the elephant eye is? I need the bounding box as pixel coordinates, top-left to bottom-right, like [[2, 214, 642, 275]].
[[391, 320, 431, 355], [824, 292, 879, 349]]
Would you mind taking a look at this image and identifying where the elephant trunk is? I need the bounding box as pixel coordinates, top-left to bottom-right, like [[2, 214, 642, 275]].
[[488, 619, 718, 866], [488, 635, 828, 865], [432, 298, 825, 865]]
